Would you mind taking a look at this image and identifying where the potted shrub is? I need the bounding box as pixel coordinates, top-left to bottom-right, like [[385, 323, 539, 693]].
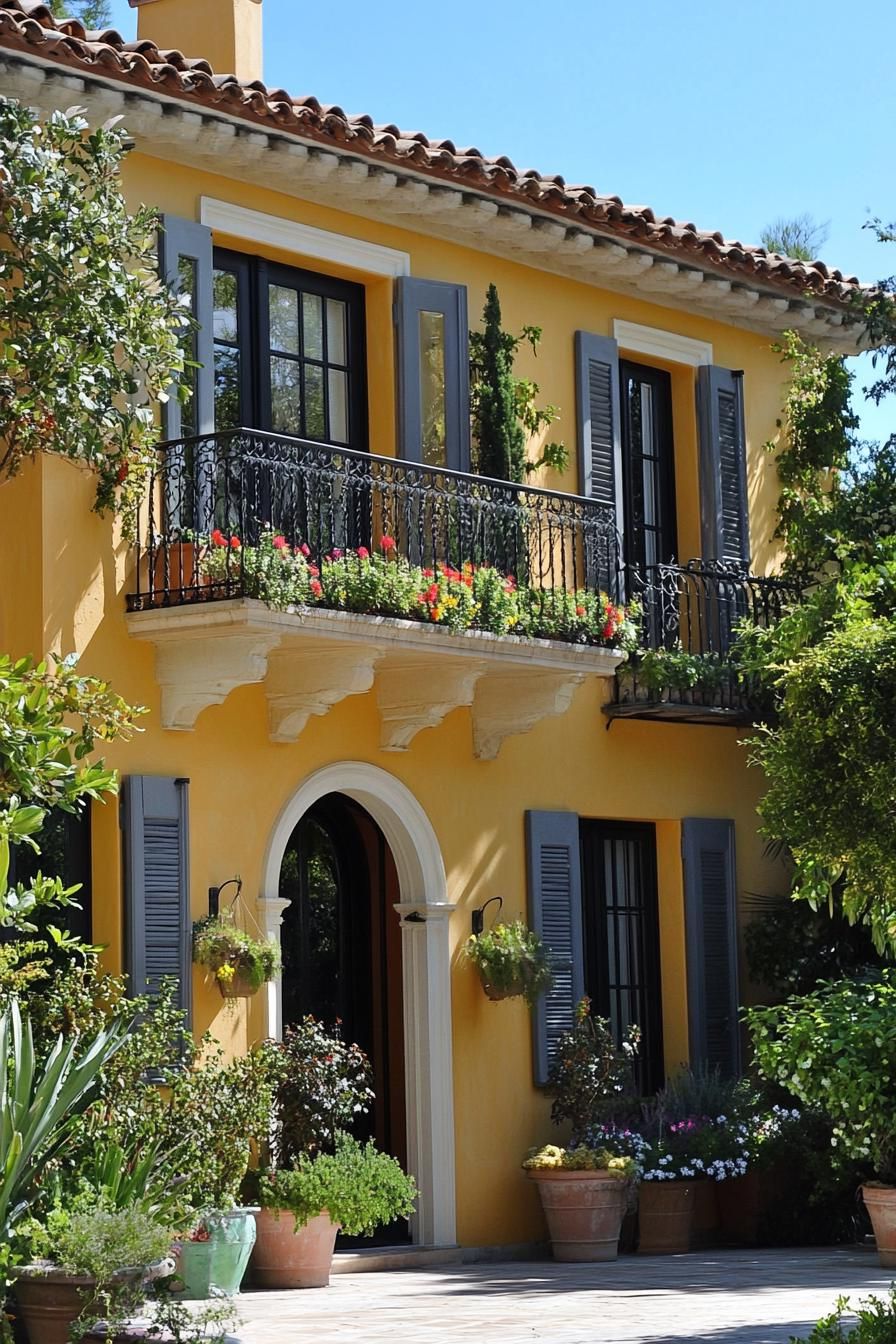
[[465, 920, 553, 1003], [747, 970, 896, 1267], [248, 1018, 416, 1288], [192, 913, 281, 999], [13, 1201, 174, 1344], [253, 1135, 417, 1288], [526, 998, 640, 1262]]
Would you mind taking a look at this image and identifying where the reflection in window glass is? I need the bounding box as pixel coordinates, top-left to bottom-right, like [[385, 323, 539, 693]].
[[328, 369, 348, 443], [419, 310, 447, 467], [304, 364, 325, 439], [269, 285, 299, 355], [326, 299, 347, 365], [303, 293, 324, 361], [176, 256, 198, 438], [270, 356, 302, 435], [214, 344, 241, 430], [213, 270, 238, 342]]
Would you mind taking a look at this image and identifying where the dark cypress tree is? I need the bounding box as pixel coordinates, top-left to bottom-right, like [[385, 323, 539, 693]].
[[470, 285, 526, 483]]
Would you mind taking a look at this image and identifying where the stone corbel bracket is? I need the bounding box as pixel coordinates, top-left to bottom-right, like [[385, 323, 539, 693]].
[[472, 669, 587, 761], [266, 639, 383, 743], [151, 629, 281, 731], [377, 656, 488, 751]]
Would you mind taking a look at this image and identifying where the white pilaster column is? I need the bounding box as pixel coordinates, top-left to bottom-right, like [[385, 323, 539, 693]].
[[395, 901, 457, 1248], [257, 896, 291, 1041]]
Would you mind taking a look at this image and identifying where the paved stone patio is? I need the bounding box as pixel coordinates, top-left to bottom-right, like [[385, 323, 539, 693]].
[[231, 1248, 892, 1343]]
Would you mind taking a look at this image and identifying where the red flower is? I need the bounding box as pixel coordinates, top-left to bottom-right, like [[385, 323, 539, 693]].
[[210, 528, 227, 547], [422, 568, 434, 578], [576, 605, 586, 617], [299, 542, 311, 558], [310, 578, 323, 597], [380, 535, 396, 552], [330, 548, 343, 560], [230, 536, 241, 550], [272, 534, 288, 550], [602, 622, 615, 640], [116, 462, 129, 484], [425, 583, 439, 603], [307, 563, 319, 577], [356, 546, 370, 559]]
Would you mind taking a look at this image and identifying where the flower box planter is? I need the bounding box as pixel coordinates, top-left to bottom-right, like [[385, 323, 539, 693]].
[[862, 1184, 896, 1267], [527, 1169, 628, 1262], [251, 1208, 340, 1289], [637, 1180, 696, 1255]]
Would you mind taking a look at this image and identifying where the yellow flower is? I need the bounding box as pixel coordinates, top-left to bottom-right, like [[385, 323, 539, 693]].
[[216, 962, 236, 984]]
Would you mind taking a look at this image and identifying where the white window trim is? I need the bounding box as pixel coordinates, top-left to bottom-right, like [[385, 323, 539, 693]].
[[200, 197, 411, 278], [612, 318, 713, 368]]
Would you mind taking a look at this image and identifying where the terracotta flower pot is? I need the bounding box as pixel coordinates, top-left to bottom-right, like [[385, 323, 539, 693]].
[[251, 1208, 340, 1288], [862, 1184, 896, 1267], [13, 1266, 144, 1344], [527, 1169, 628, 1262], [691, 1177, 720, 1249], [151, 541, 209, 598], [637, 1180, 696, 1255]]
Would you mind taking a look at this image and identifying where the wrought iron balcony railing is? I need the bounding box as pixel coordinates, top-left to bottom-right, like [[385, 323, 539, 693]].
[[127, 428, 622, 618], [610, 560, 799, 722]]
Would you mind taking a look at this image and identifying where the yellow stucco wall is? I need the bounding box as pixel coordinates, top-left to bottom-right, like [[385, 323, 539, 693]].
[[0, 145, 791, 1248]]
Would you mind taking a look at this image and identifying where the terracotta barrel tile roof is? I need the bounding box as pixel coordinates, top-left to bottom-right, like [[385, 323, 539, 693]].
[[0, 0, 864, 306]]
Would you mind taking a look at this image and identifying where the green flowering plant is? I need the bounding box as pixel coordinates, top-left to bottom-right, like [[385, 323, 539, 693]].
[[746, 971, 896, 1182], [200, 526, 314, 609], [465, 920, 553, 1005], [192, 913, 281, 996], [318, 536, 420, 617], [548, 998, 640, 1145], [258, 1133, 417, 1236]]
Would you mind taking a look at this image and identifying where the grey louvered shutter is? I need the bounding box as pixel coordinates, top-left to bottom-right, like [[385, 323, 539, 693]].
[[682, 818, 740, 1076], [159, 215, 215, 441], [123, 776, 192, 1026], [526, 810, 585, 1086], [575, 333, 623, 591], [395, 277, 470, 471], [697, 367, 750, 565]]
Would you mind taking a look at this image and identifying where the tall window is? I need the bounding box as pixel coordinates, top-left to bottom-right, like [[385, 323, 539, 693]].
[[211, 250, 367, 449], [620, 360, 676, 575], [7, 808, 92, 945], [580, 819, 664, 1095]]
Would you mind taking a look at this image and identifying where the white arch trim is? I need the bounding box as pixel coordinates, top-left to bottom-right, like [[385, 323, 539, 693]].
[[259, 761, 457, 1249]]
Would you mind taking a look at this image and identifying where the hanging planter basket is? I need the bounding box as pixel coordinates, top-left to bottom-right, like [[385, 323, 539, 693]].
[[466, 922, 553, 1007], [476, 963, 540, 1002], [216, 967, 263, 1000]]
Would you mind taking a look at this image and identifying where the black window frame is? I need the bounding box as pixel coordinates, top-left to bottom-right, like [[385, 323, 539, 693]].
[[619, 359, 677, 575], [580, 818, 664, 1096], [7, 806, 93, 945], [212, 248, 368, 451]]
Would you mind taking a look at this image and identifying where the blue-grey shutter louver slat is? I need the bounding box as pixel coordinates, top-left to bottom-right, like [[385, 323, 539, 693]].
[[395, 276, 470, 472], [682, 818, 740, 1077], [526, 810, 585, 1086], [159, 215, 215, 441], [697, 366, 750, 565], [123, 776, 192, 1029], [575, 332, 622, 595]]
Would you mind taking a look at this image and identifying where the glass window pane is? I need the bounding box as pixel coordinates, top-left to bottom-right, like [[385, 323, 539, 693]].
[[326, 298, 347, 365], [214, 343, 241, 430], [269, 284, 299, 355], [213, 270, 238, 343], [304, 363, 325, 439], [303, 293, 324, 360], [271, 356, 302, 436], [419, 310, 447, 467], [328, 369, 348, 443]]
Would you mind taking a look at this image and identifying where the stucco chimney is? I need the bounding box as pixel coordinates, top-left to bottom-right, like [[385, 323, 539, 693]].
[[128, 0, 263, 83]]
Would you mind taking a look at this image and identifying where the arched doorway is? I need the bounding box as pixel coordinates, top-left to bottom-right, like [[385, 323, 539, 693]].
[[259, 762, 456, 1248], [277, 794, 407, 1180]]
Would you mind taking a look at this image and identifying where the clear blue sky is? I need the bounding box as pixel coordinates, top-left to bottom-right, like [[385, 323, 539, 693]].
[[106, 0, 895, 442]]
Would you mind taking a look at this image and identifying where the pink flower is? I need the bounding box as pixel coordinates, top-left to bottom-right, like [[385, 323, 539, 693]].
[[299, 542, 311, 558], [380, 535, 396, 553], [272, 534, 288, 550], [356, 546, 370, 559], [330, 548, 343, 560], [310, 578, 323, 597]]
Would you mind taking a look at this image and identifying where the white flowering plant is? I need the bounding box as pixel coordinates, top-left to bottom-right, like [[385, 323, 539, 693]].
[[638, 1114, 751, 1183]]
